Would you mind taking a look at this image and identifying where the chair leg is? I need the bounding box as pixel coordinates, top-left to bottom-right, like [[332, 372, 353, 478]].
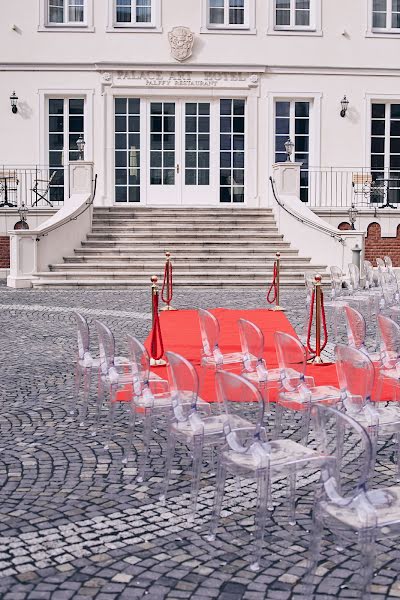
[[122, 404, 137, 465], [250, 467, 268, 572], [72, 363, 82, 416], [359, 529, 376, 599], [396, 431, 400, 483], [287, 467, 297, 526], [189, 436, 204, 521], [301, 405, 312, 445], [305, 489, 324, 593], [79, 367, 92, 427], [207, 459, 227, 542], [159, 429, 176, 505], [274, 403, 284, 439], [104, 385, 118, 450], [92, 373, 105, 436], [137, 409, 152, 483]]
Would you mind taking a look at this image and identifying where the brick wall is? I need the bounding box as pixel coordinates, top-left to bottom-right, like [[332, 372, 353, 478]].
[[338, 222, 352, 230], [365, 222, 400, 266], [0, 236, 10, 269]]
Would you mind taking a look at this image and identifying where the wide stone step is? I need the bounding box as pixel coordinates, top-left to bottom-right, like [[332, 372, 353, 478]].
[[90, 223, 276, 232], [67, 253, 301, 263], [49, 258, 318, 276], [92, 216, 276, 223], [39, 269, 311, 282], [85, 232, 280, 242], [93, 208, 274, 215], [32, 278, 309, 288]]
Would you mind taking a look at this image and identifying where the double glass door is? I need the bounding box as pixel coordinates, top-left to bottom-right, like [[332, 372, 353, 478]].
[[114, 97, 246, 205], [147, 100, 214, 204]]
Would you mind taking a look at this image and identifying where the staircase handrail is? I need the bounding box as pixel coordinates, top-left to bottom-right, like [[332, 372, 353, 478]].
[[33, 174, 97, 240], [269, 176, 345, 245]]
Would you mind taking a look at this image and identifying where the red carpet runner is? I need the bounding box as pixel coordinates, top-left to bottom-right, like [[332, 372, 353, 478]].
[[119, 308, 394, 403]]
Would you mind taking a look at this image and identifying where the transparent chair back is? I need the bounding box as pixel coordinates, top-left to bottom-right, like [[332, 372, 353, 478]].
[[238, 318, 266, 378], [384, 255, 393, 269], [335, 344, 375, 410], [74, 311, 90, 362], [198, 308, 220, 358], [94, 319, 116, 377], [274, 331, 307, 393], [330, 265, 345, 299], [127, 334, 150, 394], [364, 260, 374, 289], [166, 351, 200, 421], [343, 305, 367, 352], [377, 314, 400, 370], [348, 263, 361, 293]]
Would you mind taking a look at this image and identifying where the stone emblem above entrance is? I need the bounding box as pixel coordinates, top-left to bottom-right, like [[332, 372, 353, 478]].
[[168, 26, 194, 62]]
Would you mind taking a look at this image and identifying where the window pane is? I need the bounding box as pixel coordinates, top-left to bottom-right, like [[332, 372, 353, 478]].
[[391, 104, 400, 118], [276, 9, 290, 25], [49, 99, 64, 114], [372, 103, 385, 118], [373, 0, 387, 9], [373, 12, 387, 28], [295, 102, 309, 117], [137, 6, 151, 22], [210, 7, 224, 23], [276, 101, 290, 117], [295, 9, 310, 26], [68, 1, 84, 22], [229, 8, 244, 24], [392, 12, 400, 27], [49, 0, 64, 23]]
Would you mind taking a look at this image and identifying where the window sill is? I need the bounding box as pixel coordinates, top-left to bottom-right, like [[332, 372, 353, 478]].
[[38, 25, 95, 32], [366, 29, 400, 38], [106, 25, 162, 33], [268, 27, 322, 36], [200, 26, 256, 35]]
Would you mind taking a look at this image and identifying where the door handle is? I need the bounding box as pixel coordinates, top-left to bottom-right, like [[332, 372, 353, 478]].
[[176, 164, 180, 174]]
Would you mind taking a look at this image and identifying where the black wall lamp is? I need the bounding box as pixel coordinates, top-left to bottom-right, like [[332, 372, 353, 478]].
[[340, 95, 349, 118], [10, 91, 18, 114]]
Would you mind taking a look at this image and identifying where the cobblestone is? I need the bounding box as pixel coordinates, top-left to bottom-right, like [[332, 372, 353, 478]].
[[0, 284, 395, 599]]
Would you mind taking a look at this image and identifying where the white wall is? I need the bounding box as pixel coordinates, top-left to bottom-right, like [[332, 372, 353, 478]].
[[1, 1, 400, 210]]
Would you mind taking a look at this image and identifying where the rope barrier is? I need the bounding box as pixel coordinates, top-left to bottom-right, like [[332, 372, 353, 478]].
[[266, 261, 278, 305], [149, 275, 166, 366], [266, 252, 285, 311], [161, 251, 176, 311], [306, 274, 328, 363]]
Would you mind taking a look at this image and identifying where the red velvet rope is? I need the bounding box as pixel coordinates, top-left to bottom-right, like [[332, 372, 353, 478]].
[[266, 262, 278, 305], [161, 261, 173, 305], [150, 292, 164, 360], [306, 287, 328, 355]]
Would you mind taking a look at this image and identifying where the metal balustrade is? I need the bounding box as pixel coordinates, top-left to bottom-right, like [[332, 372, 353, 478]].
[[0, 165, 67, 209], [303, 167, 400, 209]]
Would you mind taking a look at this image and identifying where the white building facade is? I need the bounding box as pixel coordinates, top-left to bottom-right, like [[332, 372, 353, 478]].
[[1, 1, 400, 216]]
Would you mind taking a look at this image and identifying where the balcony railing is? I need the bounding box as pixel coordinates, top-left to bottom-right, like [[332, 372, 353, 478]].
[[0, 166, 67, 209], [303, 167, 400, 209]]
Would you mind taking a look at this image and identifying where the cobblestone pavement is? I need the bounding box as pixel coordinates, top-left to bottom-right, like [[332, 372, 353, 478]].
[[0, 284, 398, 600]]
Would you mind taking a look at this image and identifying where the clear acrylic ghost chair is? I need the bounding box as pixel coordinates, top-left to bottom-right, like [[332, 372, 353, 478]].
[[336, 343, 400, 480], [347, 263, 376, 318], [274, 331, 341, 443], [377, 259, 400, 322], [73, 312, 132, 427], [331, 265, 371, 317], [384, 255, 400, 297], [376, 315, 400, 410], [308, 404, 400, 599], [207, 371, 334, 572], [160, 351, 254, 520], [238, 317, 314, 416], [343, 305, 381, 363], [198, 308, 243, 370], [94, 319, 137, 448], [124, 335, 210, 480]]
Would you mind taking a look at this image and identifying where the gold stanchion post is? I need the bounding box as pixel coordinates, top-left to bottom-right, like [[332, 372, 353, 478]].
[[150, 275, 166, 367], [311, 274, 323, 364], [273, 252, 285, 312], [161, 251, 177, 311]]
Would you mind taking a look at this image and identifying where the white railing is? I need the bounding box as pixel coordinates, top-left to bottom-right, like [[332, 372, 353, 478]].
[[305, 167, 400, 209], [0, 165, 67, 209]]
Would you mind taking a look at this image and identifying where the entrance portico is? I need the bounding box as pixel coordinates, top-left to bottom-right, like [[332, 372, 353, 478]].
[[101, 67, 261, 206]]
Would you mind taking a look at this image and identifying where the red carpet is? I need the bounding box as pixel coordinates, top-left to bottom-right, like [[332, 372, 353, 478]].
[[117, 308, 395, 403]]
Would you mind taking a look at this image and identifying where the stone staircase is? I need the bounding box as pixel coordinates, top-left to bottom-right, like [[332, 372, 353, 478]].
[[32, 207, 327, 287]]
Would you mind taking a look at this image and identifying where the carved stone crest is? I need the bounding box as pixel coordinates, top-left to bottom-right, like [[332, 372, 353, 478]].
[[168, 26, 194, 62]]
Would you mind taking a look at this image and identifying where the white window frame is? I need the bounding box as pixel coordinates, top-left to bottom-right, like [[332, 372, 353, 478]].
[[367, 0, 400, 36], [367, 96, 400, 173], [269, 0, 322, 36], [107, 0, 161, 31], [201, 0, 256, 34], [39, 0, 94, 31]]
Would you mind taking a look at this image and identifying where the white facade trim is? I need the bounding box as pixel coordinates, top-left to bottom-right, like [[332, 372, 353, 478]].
[[38, 88, 94, 168], [268, 0, 322, 36], [38, 0, 95, 32], [106, 0, 162, 32], [200, 0, 256, 33]]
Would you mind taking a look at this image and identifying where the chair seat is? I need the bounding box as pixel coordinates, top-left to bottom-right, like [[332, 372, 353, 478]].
[[243, 369, 314, 387], [278, 385, 341, 406], [322, 486, 400, 531], [202, 352, 243, 367], [380, 367, 400, 381], [79, 354, 130, 369], [222, 438, 325, 473], [172, 413, 252, 439]]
